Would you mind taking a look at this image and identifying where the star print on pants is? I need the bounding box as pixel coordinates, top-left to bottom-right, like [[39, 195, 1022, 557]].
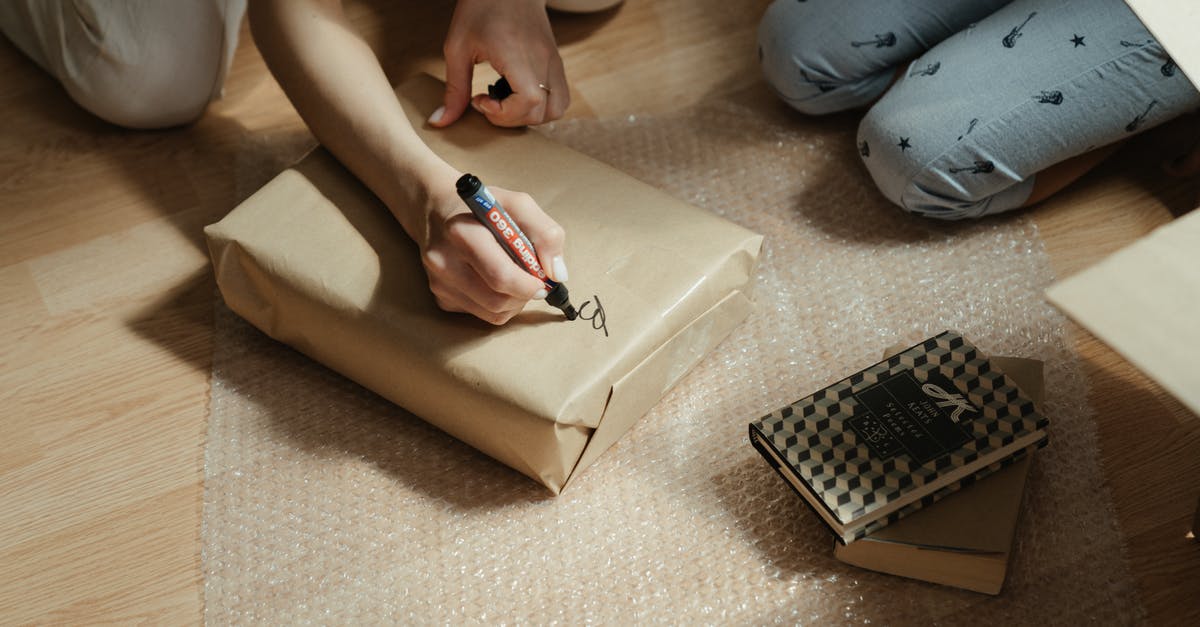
[[897, 137, 912, 151], [1071, 34, 1085, 47]]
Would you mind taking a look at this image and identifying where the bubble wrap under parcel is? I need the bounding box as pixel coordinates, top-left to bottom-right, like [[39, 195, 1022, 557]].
[[203, 86, 1142, 624]]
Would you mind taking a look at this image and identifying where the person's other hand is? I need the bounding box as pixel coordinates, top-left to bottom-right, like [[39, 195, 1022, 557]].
[[420, 185, 568, 324], [428, 0, 569, 128]]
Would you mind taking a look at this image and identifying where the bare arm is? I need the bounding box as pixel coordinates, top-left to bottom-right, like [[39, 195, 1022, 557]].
[[250, 0, 454, 240], [249, 0, 566, 324]]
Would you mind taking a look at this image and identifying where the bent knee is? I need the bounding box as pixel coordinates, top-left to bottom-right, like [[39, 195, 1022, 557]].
[[68, 70, 218, 129], [857, 107, 1035, 220], [56, 1, 238, 128], [893, 177, 1035, 221], [859, 155, 1036, 221], [757, 0, 892, 115]]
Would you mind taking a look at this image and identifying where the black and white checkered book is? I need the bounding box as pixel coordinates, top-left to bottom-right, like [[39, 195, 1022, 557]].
[[749, 331, 1049, 544]]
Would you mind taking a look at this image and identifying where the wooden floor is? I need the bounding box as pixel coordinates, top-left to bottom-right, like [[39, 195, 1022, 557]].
[[2, 1, 1197, 622]]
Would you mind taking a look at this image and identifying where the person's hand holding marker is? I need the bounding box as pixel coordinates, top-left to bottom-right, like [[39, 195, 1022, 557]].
[[428, 0, 570, 129], [421, 0, 574, 324], [420, 178, 571, 325]]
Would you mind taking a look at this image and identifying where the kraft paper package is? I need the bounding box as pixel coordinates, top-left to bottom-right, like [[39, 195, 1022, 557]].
[[204, 74, 763, 494]]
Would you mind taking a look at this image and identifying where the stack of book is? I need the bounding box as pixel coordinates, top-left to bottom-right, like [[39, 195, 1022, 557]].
[[749, 331, 1048, 594]]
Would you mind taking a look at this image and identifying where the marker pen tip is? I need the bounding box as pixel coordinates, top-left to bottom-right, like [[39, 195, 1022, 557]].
[[544, 282, 576, 320]]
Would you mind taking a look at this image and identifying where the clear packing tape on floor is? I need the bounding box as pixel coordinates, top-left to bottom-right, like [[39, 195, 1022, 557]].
[[203, 89, 1142, 623]]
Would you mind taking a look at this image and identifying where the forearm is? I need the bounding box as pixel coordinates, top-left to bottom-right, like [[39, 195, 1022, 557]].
[[248, 0, 458, 243], [249, 0, 570, 325]]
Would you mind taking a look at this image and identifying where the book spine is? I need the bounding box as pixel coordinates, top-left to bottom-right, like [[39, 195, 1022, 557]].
[[748, 424, 781, 472], [749, 423, 845, 538]]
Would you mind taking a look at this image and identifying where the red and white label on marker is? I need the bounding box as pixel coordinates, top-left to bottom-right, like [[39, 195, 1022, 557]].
[[487, 208, 547, 281]]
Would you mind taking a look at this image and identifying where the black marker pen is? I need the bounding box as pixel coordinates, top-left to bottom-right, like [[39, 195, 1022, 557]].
[[455, 173, 578, 320]]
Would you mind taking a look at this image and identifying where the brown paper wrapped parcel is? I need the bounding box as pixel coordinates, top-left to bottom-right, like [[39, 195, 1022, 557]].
[[205, 75, 763, 493]]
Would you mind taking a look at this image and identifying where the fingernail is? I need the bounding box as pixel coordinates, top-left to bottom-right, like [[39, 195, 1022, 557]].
[[428, 106, 445, 125], [553, 256, 569, 282], [533, 288, 548, 300]]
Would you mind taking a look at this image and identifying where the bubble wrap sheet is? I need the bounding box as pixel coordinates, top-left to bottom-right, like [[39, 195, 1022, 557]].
[[203, 98, 1142, 623]]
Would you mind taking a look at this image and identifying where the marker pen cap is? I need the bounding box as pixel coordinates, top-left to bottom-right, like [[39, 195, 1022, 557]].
[[456, 173, 482, 199]]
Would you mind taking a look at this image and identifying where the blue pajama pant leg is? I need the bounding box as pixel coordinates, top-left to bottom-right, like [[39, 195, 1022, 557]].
[[757, 0, 1012, 115], [758, 0, 1200, 219], [858, 0, 1200, 219]]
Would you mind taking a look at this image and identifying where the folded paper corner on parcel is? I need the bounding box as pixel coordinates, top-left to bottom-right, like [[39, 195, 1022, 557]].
[[204, 74, 764, 494]]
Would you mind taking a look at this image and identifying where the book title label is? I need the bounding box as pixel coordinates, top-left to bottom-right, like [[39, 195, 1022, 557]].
[[847, 371, 975, 464]]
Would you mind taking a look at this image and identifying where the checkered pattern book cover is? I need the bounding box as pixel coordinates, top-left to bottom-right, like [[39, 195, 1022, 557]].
[[749, 331, 1048, 541]]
